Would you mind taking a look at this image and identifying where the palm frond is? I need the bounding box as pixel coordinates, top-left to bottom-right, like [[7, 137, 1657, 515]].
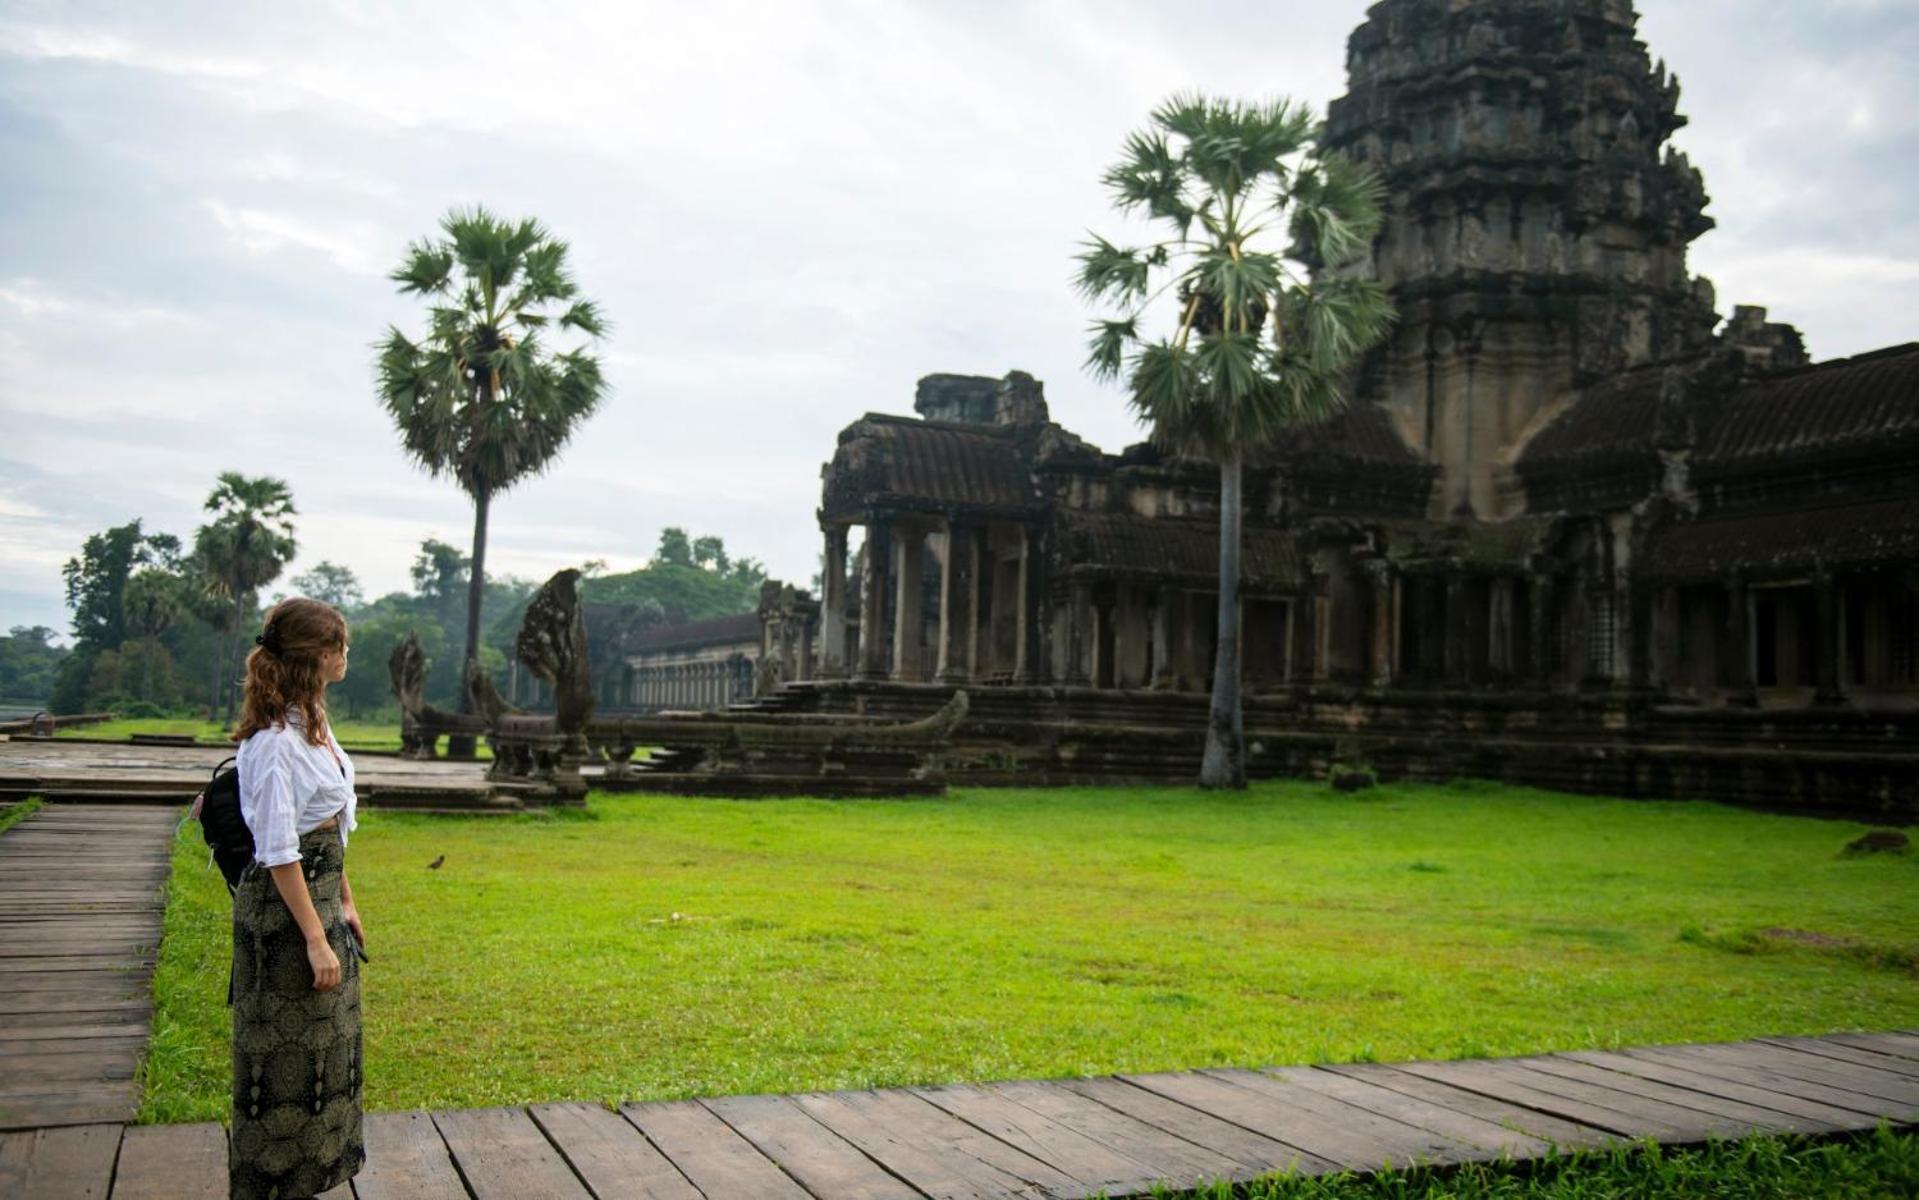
[[1073, 236, 1152, 304], [1084, 318, 1138, 382]]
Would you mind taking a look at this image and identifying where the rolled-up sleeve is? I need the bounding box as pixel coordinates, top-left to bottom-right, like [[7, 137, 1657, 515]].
[[247, 734, 302, 867]]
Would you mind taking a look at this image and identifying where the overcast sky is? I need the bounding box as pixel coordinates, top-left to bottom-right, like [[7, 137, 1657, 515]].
[[2, 0, 1914, 639]]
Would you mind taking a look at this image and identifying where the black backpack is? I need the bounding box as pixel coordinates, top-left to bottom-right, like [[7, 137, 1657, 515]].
[[196, 756, 255, 893]]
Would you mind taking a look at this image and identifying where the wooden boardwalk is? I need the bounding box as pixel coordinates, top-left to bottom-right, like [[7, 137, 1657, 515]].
[[0, 803, 177, 1131], [0, 1031, 1911, 1198]]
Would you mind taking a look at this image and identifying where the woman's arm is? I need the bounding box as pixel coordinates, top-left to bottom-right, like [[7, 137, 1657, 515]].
[[267, 863, 341, 992], [340, 868, 364, 948]]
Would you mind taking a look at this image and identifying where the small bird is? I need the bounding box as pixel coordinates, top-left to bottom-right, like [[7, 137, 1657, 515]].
[[427, 855, 445, 870]]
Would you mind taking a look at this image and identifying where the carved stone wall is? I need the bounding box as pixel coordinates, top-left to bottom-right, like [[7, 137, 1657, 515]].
[[1325, 0, 1722, 518]]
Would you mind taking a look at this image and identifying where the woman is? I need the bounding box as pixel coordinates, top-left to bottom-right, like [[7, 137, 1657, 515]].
[[228, 597, 366, 1199]]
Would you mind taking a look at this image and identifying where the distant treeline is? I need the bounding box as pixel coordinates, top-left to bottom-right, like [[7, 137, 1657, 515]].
[[28, 482, 764, 721]]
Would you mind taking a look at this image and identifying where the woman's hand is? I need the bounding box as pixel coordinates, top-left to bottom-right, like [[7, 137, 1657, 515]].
[[342, 899, 366, 953], [306, 934, 342, 992]]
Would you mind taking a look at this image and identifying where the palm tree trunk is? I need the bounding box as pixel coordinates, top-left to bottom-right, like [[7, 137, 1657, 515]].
[[1199, 451, 1247, 789], [224, 589, 246, 724], [448, 486, 490, 758], [208, 626, 223, 719]]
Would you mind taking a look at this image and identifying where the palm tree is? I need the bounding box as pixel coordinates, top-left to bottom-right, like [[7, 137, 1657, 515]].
[[376, 207, 609, 746], [1077, 94, 1394, 789], [198, 473, 299, 720], [123, 568, 183, 704]]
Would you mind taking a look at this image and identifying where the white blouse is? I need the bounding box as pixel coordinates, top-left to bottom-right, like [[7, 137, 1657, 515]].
[[234, 714, 358, 868]]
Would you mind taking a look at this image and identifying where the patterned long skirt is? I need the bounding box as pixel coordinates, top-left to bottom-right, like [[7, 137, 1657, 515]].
[[229, 825, 365, 1199]]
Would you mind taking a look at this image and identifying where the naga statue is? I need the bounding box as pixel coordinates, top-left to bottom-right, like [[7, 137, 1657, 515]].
[[388, 632, 486, 759], [516, 567, 596, 743]]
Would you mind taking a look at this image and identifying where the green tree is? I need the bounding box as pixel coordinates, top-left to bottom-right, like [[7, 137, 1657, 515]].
[[691, 535, 729, 572], [122, 567, 186, 706], [409, 539, 470, 629], [197, 473, 299, 721], [1078, 94, 1393, 788], [654, 527, 693, 568], [289, 561, 365, 610], [61, 520, 179, 650], [377, 206, 610, 740], [0, 626, 68, 703]]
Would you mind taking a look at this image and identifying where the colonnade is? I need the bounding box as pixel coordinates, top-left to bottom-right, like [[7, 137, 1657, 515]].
[[627, 656, 753, 711], [817, 517, 1040, 684]]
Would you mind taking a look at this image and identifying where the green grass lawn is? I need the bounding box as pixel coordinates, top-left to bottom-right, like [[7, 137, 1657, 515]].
[[57, 715, 407, 751], [139, 780, 1919, 1124]]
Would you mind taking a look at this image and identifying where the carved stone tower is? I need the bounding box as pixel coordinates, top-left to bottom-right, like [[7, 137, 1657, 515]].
[[1323, 0, 1721, 518]]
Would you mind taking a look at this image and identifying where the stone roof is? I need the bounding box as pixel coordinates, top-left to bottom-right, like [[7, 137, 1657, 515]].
[[1699, 343, 1919, 471], [1641, 494, 1919, 582], [1058, 512, 1302, 591], [1516, 368, 1668, 475], [630, 612, 760, 655], [822, 414, 1039, 520], [1518, 343, 1919, 481], [1378, 515, 1562, 572], [1271, 402, 1429, 470]]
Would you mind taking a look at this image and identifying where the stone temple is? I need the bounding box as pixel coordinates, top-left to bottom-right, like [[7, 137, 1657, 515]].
[[630, 0, 1916, 814]]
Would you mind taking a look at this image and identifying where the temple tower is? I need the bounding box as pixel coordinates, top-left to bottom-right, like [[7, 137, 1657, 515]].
[[1323, 0, 1721, 518]]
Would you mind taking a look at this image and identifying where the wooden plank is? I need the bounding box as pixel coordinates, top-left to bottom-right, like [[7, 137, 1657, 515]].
[[0, 1035, 149, 1059], [914, 1081, 1167, 1196], [1479, 1058, 1754, 1139], [703, 1091, 919, 1200], [1617, 1046, 1897, 1120], [1120, 1070, 1377, 1171], [0, 1083, 136, 1130], [796, 1086, 1080, 1199], [351, 1110, 470, 1200], [1264, 1066, 1554, 1159], [1393, 1058, 1695, 1140], [1059, 1075, 1331, 1176], [0, 1051, 138, 1084], [1519, 1055, 1823, 1135], [0, 1122, 119, 1198], [1827, 1032, 1919, 1064], [990, 1079, 1246, 1187], [1195, 1069, 1478, 1168], [112, 1122, 226, 1200], [1559, 1050, 1871, 1129], [529, 1101, 702, 1200], [1706, 1041, 1919, 1106], [622, 1099, 812, 1200], [1660, 1043, 1919, 1114], [0, 1023, 149, 1043], [433, 1106, 590, 1199], [1760, 1036, 1919, 1080]]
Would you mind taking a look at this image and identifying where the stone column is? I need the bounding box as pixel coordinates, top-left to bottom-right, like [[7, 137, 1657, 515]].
[[1365, 561, 1395, 687], [1442, 576, 1467, 683], [1814, 571, 1845, 706], [1528, 579, 1553, 686], [818, 527, 848, 679], [858, 521, 892, 680], [1725, 577, 1757, 706], [1488, 578, 1515, 679], [937, 523, 976, 683], [1015, 526, 1039, 682], [798, 618, 815, 683], [1150, 588, 1176, 687], [893, 525, 926, 682], [1065, 582, 1092, 685], [1626, 584, 1653, 692]]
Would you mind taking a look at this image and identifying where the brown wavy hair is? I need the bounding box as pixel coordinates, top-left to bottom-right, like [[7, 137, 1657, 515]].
[[231, 597, 348, 748]]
